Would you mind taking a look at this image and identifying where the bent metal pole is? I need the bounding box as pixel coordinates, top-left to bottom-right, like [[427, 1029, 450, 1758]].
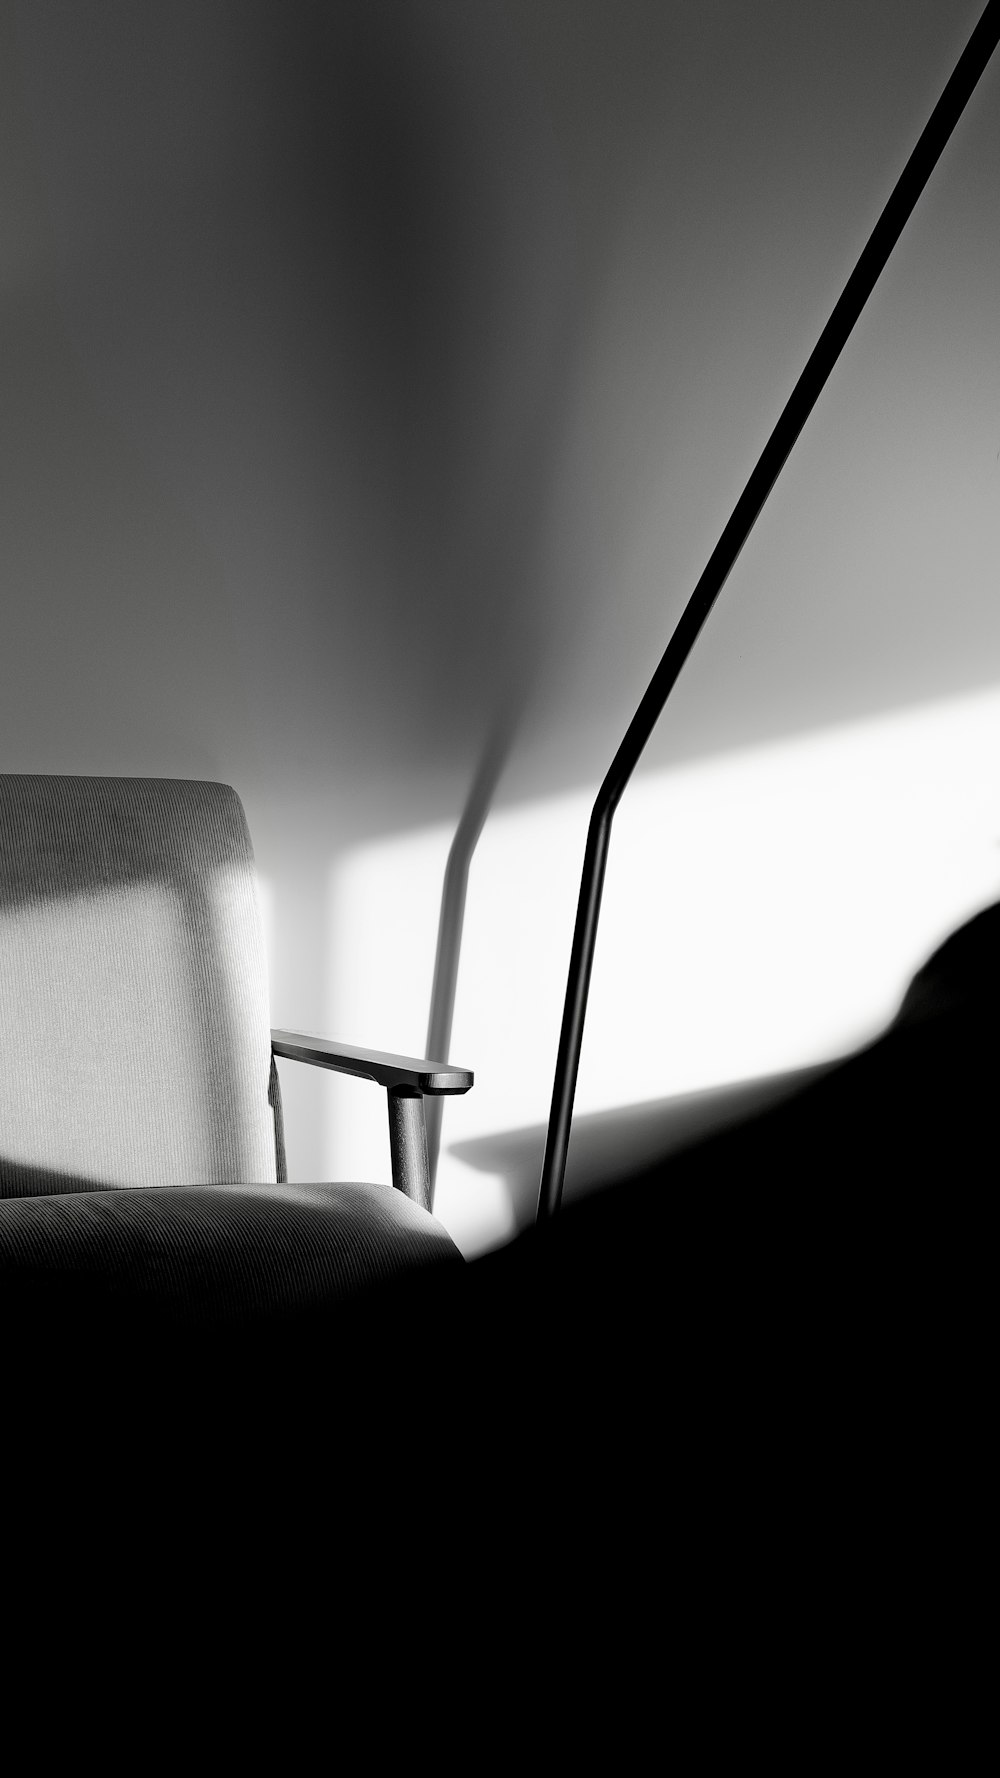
[[537, 1, 1000, 1221]]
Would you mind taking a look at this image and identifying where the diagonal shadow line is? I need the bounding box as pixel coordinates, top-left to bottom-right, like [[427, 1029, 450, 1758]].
[[0, 1157, 113, 1197], [424, 700, 523, 1197], [0, 776, 261, 1187], [450, 1062, 840, 1232]]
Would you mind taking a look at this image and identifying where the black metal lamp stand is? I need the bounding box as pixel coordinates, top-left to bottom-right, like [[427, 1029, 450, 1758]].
[[538, 1, 1000, 1221]]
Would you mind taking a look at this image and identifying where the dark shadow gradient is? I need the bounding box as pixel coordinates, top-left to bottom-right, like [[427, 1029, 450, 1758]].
[[6, 891, 996, 1705], [0, 1158, 110, 1197], [423, 698, 524, 1195], [452, 1061, 839, 1230]]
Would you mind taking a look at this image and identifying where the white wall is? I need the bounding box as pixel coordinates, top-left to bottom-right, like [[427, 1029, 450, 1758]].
[[284, 684, 1000, 1253], [2, 3, 997, 1220]]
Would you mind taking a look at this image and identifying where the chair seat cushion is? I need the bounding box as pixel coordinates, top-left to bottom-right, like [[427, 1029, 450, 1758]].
[[0, 1180, 462, 1333]]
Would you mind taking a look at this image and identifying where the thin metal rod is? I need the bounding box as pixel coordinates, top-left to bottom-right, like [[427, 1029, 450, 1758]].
[[537, 1, 1000, 1221]]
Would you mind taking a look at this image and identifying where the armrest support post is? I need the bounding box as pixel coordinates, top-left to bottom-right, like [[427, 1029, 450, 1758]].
[[271, 1029, 471, 1211], [387, 1087, 431, 1211]]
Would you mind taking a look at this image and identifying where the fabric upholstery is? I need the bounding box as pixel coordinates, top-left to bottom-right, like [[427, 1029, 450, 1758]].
[[0, 774, 464, 1325], [0, 1180, 461, 1326], [0, 776, 280, 1193]]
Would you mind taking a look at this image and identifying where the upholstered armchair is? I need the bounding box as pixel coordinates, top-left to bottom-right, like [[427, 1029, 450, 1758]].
[[0, 776, 472, 1332]]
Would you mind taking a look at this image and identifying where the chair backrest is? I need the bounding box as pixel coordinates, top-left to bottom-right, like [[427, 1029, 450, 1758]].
[[0, 777, 281, 1195]]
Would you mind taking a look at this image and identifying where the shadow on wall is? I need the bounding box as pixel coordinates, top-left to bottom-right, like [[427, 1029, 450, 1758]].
[[0, 776, 277, 1193], [451, 1060, 838, 1232], [6, 0, 580, 792], [424, 697, 525, 1192], [455, 888, 1000, 1235], [0, 1160, 106, 1198]]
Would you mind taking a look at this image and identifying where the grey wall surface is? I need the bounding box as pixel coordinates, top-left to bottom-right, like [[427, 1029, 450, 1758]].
[[2, 2, 997, 1179]]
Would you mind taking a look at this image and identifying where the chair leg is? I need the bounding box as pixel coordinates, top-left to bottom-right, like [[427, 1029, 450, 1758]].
[[386, 1087, 432, 1211]]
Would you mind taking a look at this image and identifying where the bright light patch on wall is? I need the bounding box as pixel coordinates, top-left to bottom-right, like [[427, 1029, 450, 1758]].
[[325, 686, 1000, 1255]]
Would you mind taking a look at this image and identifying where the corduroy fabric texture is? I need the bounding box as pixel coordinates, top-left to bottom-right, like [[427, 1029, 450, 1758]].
[[0, 1179, 460, 1325], [0, 776, 280, 1193]]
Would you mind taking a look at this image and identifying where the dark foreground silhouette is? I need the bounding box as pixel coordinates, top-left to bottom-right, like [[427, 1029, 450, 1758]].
[[4, 904, 993, 1741], [7, 899, 994, 1447]]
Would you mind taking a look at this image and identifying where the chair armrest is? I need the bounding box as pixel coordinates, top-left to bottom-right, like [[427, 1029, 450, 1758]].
[[270, 1030, 473, 1096]]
